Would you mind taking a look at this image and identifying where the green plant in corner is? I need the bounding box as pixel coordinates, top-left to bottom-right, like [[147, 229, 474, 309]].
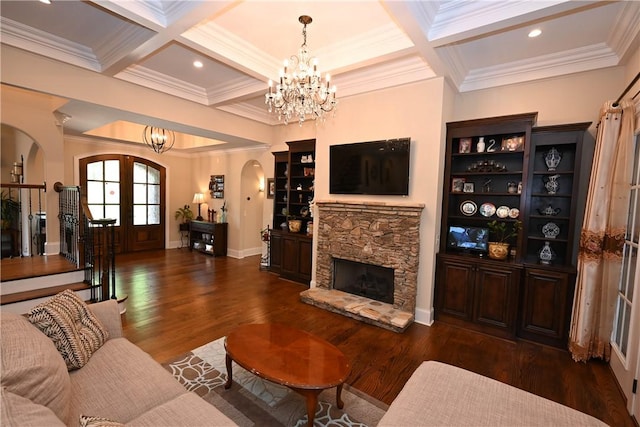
[[487, 220, 522, 243], [174, 205, 194, 223]]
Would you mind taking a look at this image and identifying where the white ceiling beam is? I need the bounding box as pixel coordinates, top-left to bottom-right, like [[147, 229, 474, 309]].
[[91, 0, 237, 76], [428, 0, 600, 47], [383, 0, 462, 91]]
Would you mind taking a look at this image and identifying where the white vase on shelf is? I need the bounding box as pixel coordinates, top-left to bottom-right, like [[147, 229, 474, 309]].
[[476, 137, 486, 153], [538, 241, 555, 264]]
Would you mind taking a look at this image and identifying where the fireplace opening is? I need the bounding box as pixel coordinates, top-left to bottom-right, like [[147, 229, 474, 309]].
[[332, 258, 394, 304]]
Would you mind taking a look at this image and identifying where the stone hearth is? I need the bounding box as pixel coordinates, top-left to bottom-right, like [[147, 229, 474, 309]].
[[300, 200, 424, 332]]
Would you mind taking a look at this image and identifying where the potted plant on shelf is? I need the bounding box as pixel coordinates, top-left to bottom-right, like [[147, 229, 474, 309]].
[[487, 220, 521, 260], [174, 205, 194, 231]]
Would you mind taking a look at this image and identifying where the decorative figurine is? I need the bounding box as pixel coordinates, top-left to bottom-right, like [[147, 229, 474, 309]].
[[545, 147, 562, 171], [538, 205, 561, 216], [483, 179, 492, 193], [544, 174, 560, 194]]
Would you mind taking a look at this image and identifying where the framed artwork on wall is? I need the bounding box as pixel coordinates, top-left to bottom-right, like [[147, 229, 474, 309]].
[[209, 175, 225, 199], [267, 178, 275, 199]]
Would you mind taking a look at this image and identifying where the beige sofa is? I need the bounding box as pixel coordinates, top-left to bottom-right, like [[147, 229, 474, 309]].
[[378, 360, 609, 426], [1, 299, 235, 427]]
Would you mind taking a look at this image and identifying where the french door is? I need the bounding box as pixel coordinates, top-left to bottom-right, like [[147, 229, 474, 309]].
[[610, 133, 640, 417], [80, 155, 166, 253]]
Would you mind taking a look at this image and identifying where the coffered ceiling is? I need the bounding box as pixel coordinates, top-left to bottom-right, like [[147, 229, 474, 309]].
[[1, 0, 638, 151]]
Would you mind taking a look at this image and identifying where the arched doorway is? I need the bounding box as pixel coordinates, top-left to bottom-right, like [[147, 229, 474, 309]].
[[240, 160, 265, 256], [1, 124, 45, 257], [79, 154, 166, 253]]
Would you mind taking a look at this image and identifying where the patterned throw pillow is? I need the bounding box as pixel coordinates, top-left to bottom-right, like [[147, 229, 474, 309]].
[[27, 289, 109, 371], [79, 415, 124, 427]]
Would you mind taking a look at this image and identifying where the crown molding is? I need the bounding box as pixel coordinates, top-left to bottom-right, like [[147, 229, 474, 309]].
[[404, 0, 440, 36], [314, 23, 415, 72], [116, 65, 209, 105], [0, 17, 100, 71], [460, 43, 618, 92], [608, 1, 640, 60], [336, 56, 435, 98], [94, 26, 154, 71], [429, 0, 571, 44], [180, 22, 277, 80], [433, 47, 467, 89], [93, 0, 166, 28], [206, 76, 265, 106], [217, 103, 274, 126]]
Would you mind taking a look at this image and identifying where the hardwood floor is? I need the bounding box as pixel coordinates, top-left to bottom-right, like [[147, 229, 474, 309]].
[[115, 249, 635, 427]]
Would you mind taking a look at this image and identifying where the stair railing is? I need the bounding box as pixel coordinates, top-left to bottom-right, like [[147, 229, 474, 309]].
[[1, 182, 47, 258], [54, 182, 82, 267]]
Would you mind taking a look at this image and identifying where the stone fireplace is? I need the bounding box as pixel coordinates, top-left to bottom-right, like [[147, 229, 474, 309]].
[[300, 201, 424, 332]]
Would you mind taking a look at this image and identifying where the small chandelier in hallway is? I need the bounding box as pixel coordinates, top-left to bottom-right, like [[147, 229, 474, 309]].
[[143, 126, 175, 154], [265, 15, 337, 125]]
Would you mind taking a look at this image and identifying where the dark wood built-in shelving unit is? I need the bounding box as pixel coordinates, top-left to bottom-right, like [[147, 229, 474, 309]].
[[435, 113, 591, 348], [270, 139, 315, 284]]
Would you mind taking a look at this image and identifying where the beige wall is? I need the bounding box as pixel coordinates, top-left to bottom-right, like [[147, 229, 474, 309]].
[[1, 60, 632, 325], [454, 67, 628, 136], [268, 78, 450, 324], [190, 148, 272, 257]]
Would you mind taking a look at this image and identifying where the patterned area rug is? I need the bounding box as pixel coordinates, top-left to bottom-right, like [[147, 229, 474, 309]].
[[163, 337, 388, 426]]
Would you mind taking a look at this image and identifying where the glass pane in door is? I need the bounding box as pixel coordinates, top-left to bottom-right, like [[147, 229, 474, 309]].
[[132, 162, 161, 225], [612, 136, 640, 359], [86, 160, 120, 226]]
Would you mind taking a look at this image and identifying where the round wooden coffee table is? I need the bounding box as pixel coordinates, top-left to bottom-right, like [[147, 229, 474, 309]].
[[224, 323, 351, 426]]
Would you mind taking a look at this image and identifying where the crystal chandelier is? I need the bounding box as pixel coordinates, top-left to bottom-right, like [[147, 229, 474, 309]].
[[143, 126, 175, 154], [265, 15, 337, 125]]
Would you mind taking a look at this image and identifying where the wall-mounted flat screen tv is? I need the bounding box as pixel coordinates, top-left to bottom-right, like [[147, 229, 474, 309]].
[[447, 225, 489, 253], [329, 138, 410, 195]]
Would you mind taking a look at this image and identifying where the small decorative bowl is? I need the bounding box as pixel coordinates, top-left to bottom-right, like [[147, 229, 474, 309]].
[[288, 219, 302, 233]]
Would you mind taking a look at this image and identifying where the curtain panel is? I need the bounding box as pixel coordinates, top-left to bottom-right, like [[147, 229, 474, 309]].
[[569, 99, 636, 362]]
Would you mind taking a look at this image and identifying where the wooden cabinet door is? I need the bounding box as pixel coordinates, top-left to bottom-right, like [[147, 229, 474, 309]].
[[436, 256, 475, 322], [270, 231, 282, 274], [473, 264, 520, 337], [213, 223, 228, 256], [519, 268, 573, 347], [297, 237, 312, 283], [281, 235, 299, 277]]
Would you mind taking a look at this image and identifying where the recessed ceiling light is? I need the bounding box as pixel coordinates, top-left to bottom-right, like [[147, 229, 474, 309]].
[[193, 60, 203, 68], [39, 0, 51, 4], [528, 29, 542, 38]]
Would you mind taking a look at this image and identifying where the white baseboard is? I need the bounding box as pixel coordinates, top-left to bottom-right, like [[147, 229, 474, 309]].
[[414, 306, 434, 326]]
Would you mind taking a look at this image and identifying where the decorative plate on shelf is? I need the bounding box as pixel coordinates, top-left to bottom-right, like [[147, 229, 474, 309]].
[[542, 222, 560, 239], [496, 205, 510, 218], [479, 203, 496, 217], [460, 200, 477, 216], [508, 208, 520, 219]]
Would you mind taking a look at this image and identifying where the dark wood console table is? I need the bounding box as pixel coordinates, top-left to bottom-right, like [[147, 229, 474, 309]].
[[189, 220, 227, 256]]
